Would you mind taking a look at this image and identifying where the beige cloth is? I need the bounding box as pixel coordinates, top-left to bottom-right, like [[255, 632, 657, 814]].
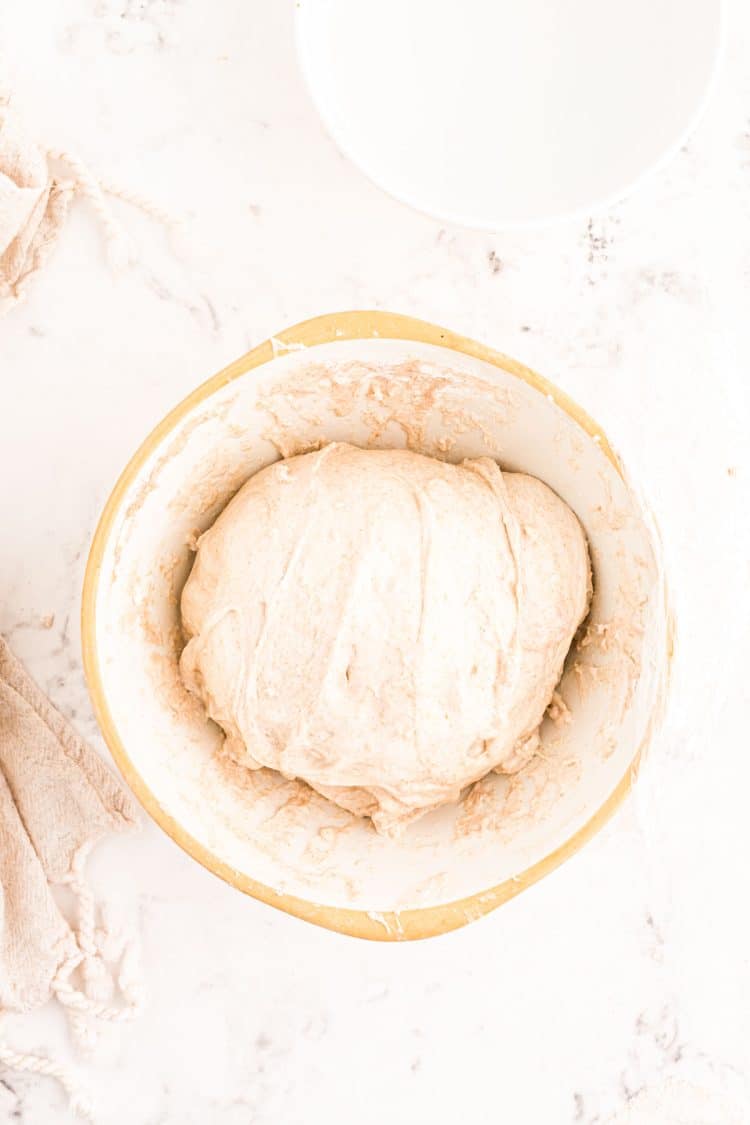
[[0, 92, 174, 314], [0, 635, 137, 1013], [0, 99, 76, 309], [0, 636, 140, 1118]]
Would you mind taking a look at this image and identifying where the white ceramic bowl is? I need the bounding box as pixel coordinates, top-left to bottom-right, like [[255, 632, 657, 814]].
[[295, 0, 724, 228], [82, 312, 671, 940]]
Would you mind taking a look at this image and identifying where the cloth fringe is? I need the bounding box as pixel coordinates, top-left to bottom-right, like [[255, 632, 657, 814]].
[[0, 843, 144, 1121]]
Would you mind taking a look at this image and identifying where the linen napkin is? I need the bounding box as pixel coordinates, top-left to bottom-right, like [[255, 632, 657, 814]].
[[0, 90, 173, 314], [0, 636, 142, 1119], [0, 95, 73, 309]]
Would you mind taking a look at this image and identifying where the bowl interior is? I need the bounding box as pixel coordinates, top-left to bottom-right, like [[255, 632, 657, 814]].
[[86, 328, 668, 929]]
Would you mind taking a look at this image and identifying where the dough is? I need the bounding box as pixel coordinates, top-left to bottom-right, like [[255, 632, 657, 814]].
[[180, 443, 590, 835]]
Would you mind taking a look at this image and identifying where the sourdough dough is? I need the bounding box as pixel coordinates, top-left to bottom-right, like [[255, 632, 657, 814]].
[[180, 443, 590, 835]]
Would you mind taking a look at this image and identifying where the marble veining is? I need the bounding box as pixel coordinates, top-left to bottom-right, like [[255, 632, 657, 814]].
[[1, 0, 749, 1122]]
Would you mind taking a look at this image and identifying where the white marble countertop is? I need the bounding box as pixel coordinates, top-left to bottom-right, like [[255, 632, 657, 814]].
[[1, 1, 749, 1122]]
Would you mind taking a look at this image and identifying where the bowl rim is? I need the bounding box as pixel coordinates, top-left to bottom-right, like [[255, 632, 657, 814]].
[[81, 309, 671, 941]]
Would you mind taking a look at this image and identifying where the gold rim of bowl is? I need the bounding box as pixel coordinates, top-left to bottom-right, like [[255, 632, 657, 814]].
[[81, 310, 672, 941]]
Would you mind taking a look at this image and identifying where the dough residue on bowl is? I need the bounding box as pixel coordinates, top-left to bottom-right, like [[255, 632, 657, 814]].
[[179, 442, 591, 836]]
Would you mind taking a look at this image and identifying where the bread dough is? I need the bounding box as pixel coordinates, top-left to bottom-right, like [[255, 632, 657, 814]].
[[180, 443, 591, 835]]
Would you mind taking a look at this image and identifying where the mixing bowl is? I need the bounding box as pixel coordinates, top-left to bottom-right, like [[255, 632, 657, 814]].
[[82, 311, 671, 940]]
